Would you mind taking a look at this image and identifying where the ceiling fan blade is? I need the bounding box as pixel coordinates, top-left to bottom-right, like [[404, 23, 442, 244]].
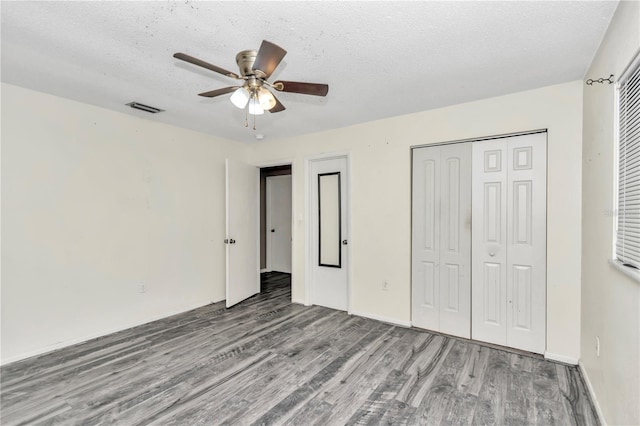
[[268, 94, 286, 113], [273, 80, 329, 97], [174, 52, 240, 79], [252, 40, 287, 79], [198, 87, 239, 98]]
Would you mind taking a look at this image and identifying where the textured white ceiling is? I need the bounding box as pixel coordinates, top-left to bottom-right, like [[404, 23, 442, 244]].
[[1, 1, 617, 143]]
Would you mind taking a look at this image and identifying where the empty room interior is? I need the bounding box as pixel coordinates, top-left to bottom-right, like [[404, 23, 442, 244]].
[[1, 1, 639, 425]]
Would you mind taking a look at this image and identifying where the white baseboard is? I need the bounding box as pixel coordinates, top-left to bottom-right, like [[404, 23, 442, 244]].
[[0, 300, 212, 366], [291, 298, 306, 305], [260, 268, 269, 273], [350, 310, 411, 328], [544, 351, 579, 365], [579, 359, 607, 426]]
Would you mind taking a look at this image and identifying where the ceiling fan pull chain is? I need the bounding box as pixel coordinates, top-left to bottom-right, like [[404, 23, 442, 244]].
[[244, 105, 248, 128], [253, 112, 257, 131]]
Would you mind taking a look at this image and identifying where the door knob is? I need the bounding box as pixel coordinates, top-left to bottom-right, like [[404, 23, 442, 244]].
[[489, 252, 495, 257], [342, 240, 348, 245]]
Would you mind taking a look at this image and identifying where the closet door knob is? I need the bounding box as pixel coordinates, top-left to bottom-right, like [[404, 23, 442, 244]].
[[489, 252, 495, 257]]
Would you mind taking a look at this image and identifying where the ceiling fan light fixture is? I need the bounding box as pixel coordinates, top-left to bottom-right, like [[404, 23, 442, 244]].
[[230, 87, 250, 109], [248, 96, 264, 115], [257, 87, 277, 110], [174, 39, 328, 127]]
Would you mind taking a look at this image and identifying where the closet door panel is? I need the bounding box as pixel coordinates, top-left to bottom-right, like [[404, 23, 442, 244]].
[[472, 139, 508, 346], [439, 143, 472, 338], [412, 147, 441, 331], [506, 133, 547, 353], [471, 133, 547, 354]]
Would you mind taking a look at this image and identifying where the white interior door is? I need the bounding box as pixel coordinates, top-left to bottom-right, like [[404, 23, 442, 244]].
[[309, 156, 348, 311], [412, 147, 441, 331], [472, 138, 509, 346], [266, 175, 292, 273], [472, 133, 547, 353], [412, 143, 471, 338], [225, 158, 259, 308], [505, 133, 547, 353], [438, 143, 472, 338]]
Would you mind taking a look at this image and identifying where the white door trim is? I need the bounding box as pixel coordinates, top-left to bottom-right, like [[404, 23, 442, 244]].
[[411, 129, 547, 150], [304, 151, 352, 313]]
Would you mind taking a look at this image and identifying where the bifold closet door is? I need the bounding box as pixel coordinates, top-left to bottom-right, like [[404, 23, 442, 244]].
[[412, 143, 471, 338], [471, 133, 547, 354]]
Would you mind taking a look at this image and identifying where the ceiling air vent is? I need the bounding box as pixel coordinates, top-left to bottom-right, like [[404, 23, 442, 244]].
[[126, 102, 164, 114]]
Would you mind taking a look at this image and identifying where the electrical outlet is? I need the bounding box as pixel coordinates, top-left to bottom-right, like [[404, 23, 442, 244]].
[[139, 283, 146, 293], [596, 336, 600, 357], [382, 281, 389, 291]]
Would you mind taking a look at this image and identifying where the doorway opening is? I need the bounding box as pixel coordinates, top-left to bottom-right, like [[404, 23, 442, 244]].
[[260, 165, 292, 294]]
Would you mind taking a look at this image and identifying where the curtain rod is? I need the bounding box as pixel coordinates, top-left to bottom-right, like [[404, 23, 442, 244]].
[[585, 74, 614, 85]]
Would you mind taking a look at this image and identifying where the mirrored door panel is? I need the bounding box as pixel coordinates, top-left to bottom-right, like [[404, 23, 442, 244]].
[[318, 172, 341, 268]]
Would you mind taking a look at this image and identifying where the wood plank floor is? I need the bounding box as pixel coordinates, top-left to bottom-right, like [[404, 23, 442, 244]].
[[1, 272, 599, 425]]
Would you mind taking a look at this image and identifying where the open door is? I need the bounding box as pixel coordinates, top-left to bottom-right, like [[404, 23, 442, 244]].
[[226, 158, 259, 308], [266, 175, 292, 273]]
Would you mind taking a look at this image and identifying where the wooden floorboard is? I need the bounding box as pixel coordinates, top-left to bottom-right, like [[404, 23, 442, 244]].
[[1, 272, 599, 425]]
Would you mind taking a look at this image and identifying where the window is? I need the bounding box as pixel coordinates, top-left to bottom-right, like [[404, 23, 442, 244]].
[[616, 52, 640, 269]]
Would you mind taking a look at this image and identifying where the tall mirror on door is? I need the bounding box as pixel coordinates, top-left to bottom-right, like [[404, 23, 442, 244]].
[[318, 172, 341, 267]]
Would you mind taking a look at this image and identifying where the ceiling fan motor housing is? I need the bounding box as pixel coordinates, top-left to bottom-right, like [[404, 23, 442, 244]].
[[236, 50, 258, 77]]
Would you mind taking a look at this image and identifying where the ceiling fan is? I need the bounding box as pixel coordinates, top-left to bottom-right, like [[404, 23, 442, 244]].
[[174, 40, 329, 119]]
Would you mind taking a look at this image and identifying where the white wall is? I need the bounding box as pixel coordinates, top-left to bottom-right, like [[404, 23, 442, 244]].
[[1, 83, 247, 364], [250, 81, 584, 362], [581, 1, 640, 425], [1, 80, 586, 365]]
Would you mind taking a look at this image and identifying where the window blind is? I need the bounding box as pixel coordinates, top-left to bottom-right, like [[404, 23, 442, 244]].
[[617, 55, 640, 268]]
